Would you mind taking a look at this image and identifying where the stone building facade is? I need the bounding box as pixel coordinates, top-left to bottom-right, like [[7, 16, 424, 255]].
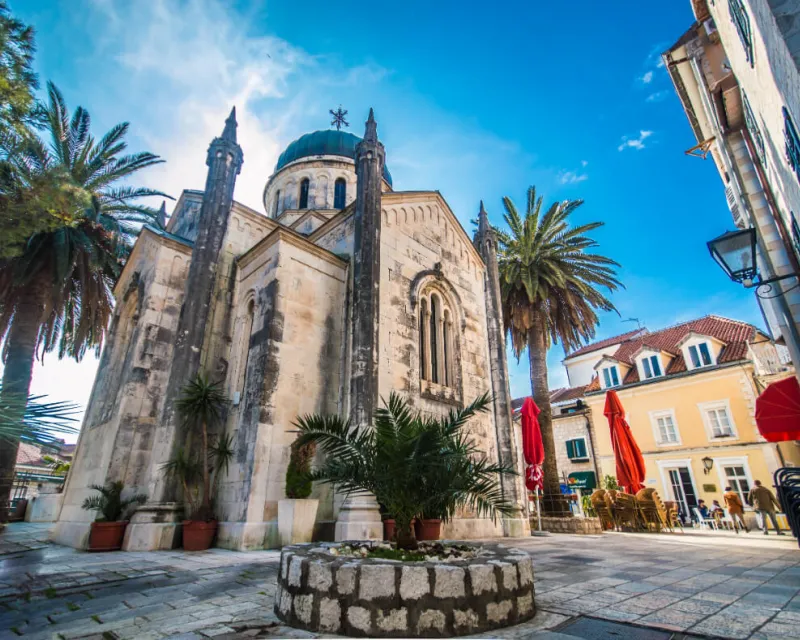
[[52, 110, 529, 551], [665, 0, 800, 372]]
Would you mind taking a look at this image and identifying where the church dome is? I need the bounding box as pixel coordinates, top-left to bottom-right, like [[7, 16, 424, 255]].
[[275, 130, 393, 186]]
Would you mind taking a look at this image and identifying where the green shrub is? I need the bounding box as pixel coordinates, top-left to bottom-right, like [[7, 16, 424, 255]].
[[603, 475, 620, 491], [285, 441, 315, 499]]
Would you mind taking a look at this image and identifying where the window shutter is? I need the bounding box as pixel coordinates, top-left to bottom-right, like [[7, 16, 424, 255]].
[[576, 439, 587, 458], [566, 440, 575, 459], [699, 343, 712, 365]]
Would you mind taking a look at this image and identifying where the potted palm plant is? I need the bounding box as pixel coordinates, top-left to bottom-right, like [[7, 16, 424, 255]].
[[81, 481, 146, 551], [278, 441, 318, 545], [294, 392, 516, 550], [165, 375, 233, 551]]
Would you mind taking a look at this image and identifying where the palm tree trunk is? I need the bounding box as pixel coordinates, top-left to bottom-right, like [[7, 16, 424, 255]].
[[527, 317, 570, 517], [201, 419, 211, 520], [0, 284, 46, 522]]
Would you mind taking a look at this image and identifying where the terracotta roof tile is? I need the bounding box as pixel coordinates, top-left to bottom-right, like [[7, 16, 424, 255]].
[[583, 315, 760, 392], [551, 386, 588, 403], [566, 328, 647, 359]]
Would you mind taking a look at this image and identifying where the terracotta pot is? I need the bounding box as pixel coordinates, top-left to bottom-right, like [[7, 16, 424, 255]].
[[415, 518, 442, 541], [383, 519, 395, 541], [182, 520, 217, 551], [88, 520, 128, 552]]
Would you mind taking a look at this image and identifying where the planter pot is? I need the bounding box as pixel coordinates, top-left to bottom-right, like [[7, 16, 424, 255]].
[[278, 499, 319, 546], [182, 520, 217, 551], [415, 518, 441, 541], [383, 518, 395, 541], [88, 521, 128, 552]]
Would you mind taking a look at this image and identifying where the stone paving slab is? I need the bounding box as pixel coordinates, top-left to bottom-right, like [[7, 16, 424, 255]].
[[0, 524, 798, 638]]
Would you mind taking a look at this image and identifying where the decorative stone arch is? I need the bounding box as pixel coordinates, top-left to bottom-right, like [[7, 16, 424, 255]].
[[409, 265, 467, 331], [410, 266, 465, 400]]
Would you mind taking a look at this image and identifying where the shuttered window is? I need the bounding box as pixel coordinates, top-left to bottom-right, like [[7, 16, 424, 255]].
[[566, 438, 588, 460]]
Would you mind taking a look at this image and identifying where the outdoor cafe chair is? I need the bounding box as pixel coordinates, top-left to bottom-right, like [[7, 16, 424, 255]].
[[663, 501, 684, 533], [590, 489, 615, 531], [693, 508, 718, 530], [635, 488, 667, 532]]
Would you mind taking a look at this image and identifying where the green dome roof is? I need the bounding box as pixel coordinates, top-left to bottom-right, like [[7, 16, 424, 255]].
[[275, 130, 392, 186]]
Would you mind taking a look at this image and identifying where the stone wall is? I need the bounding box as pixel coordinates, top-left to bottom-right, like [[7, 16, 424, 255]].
[[215, 229, 348, 550], [275, 542, 535, 637], [552, 410, 596, 481], [535, 516, 603, 535], [52, 230, 191, 549], [378, 192, 507, 539]]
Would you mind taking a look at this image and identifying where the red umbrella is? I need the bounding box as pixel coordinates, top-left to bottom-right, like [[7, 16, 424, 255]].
[[520, 397, 544, 492], [603, 390, 646, 494], [756, 376, 800, 442]]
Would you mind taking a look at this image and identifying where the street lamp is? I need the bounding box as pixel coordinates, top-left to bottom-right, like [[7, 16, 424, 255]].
[[702, 456, 714, 475], [707, 228, 797, 290]]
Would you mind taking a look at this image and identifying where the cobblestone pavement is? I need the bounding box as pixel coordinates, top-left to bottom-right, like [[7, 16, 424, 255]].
[[0, 523, 798, 639]]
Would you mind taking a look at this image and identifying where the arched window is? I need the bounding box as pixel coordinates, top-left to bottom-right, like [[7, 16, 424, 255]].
[[334, 178, 346, 209], [273, 190, 281, 217], [419, 289, 457, 388], [299, 178, 309, 209]]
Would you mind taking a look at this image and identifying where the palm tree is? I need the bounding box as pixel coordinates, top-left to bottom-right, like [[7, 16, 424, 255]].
[[174, 374, 228, 521], [294, 392, 516, 550], [0, 82, 166, 518], [497, 186, 621, 514]]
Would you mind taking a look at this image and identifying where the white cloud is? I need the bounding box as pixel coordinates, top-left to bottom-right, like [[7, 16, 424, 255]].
[[558, 170, 589, 185], [581, 160, 589, 167], [617, 130, 654, 152], [640, 71, 654, 84], [86, 0, 392, 213], [646, 91, 669, 103]]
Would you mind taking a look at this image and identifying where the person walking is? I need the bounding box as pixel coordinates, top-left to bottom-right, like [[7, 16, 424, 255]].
[[723, 487, 748, 533], [747, 480, 785, 535]]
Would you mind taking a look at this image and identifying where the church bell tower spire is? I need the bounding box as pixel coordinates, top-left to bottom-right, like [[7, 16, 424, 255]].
[[336, 108, 385, 542], [139, 107, 244, 524], [475, 201, 530, 537], [349, 108, 385, 430]]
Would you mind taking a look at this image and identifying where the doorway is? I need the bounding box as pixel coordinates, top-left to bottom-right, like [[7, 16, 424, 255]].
[[666, 466, 698, 522]]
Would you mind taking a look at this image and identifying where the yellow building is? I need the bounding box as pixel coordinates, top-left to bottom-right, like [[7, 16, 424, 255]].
[[561, 315, 800, 522]]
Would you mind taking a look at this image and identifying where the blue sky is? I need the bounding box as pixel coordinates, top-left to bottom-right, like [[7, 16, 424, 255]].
[[11, 0, 763, 436]]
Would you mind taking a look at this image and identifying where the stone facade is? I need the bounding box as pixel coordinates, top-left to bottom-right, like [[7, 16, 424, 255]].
[[665, 0, 800, 369], [275, 542, 536, 637], [552, 408, 598, 484], [52, 110, 529, 550]]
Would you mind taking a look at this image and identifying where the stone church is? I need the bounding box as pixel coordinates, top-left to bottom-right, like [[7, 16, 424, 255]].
[[52, 109, 530, 551]]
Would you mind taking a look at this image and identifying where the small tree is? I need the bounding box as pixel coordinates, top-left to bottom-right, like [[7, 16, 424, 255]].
[[81, 481, 146, 522], [603, 475, 620, 491], [166, 375, 233, 521], [285, 441, 315, 499]]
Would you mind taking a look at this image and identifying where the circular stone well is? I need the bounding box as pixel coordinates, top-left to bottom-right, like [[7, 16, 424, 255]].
[[274, 541, 536, 637]]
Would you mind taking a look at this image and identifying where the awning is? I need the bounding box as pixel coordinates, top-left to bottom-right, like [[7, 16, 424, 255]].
[[756, 376, 800, 442], [567, 471, 597, 490]]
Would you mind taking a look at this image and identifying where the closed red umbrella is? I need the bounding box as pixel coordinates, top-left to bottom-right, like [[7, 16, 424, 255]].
[[756, 376, 800, 442], [520, 397, 544, 491], [603, 390, 646, 494]]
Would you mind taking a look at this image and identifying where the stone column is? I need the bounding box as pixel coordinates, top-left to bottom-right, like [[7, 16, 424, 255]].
[[335, 109, 385, 541], [474, 201, 530, 538], [125, 108, 243, 551]]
